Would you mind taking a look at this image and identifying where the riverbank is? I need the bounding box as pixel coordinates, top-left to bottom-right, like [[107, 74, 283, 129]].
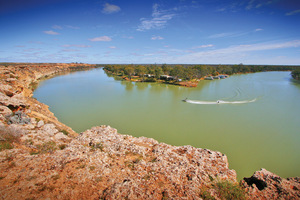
[[0, 64, 299, 199]]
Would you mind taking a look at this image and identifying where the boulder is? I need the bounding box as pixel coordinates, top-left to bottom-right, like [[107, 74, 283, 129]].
[[241, 168, 300, 199]]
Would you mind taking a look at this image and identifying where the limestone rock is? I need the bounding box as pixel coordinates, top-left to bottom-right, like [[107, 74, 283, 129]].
[[53, 132, 71, 143], [6, 111, 31, 125], [38, 123, 59, 136], [37, 120, 44, 128], [0, 105, 12, 116], [242, 168, 300, 200]]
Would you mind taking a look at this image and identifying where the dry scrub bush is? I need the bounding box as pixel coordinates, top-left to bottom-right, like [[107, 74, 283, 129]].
[[0, 125, 22, 151]]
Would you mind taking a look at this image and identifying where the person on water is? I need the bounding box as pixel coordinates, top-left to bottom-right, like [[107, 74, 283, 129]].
[[217, 100, 220, 104]]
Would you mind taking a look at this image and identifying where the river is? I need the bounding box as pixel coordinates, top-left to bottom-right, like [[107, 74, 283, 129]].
[[33, 68, 300, 180]]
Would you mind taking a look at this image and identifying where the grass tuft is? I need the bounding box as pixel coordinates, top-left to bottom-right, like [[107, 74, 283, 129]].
[[200, 180, 246, 200]]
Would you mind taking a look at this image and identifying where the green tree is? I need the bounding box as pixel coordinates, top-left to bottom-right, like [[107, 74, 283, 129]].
[[147, 65, 155, 75], [162, 64, 172, 75], [291, 69, 300, 80], [124, 66, 135, 80], [154, 67, 163, 79], [170, 65, 185, 79], [135, 65, 147, 81]]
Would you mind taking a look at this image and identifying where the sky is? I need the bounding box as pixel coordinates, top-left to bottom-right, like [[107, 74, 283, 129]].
[[1, 0, 300, 65]]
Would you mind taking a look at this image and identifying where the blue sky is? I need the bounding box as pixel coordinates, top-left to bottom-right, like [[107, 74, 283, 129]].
[[1, 0, 300, 64]]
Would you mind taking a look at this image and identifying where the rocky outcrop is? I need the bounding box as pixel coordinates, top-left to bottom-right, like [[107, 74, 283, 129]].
[[241, 168, 300, 200], [0, 63, 299, 199], [0, 125, 237, 199]]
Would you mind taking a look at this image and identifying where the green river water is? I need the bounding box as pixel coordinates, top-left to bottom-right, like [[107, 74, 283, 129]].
[[33, 68, 300, 180]]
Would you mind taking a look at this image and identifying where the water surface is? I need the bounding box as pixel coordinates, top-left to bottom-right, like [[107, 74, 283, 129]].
[[34, 69, 300, 180]]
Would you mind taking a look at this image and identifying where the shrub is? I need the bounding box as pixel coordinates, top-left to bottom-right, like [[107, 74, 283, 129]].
[[61, 130, 69, 136], [59, 144, 67, 150], [0, 142, 13, 151], [30, 141, 57, 155], [214, 180, 246, 200], [291, 69, 300, 80], [200, 180, 246, 200], [0, 126, 21, 151], [90, 142, 104, 151]]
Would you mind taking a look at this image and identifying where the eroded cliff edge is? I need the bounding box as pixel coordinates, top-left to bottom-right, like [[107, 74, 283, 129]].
[[0, 64, 299, 200]]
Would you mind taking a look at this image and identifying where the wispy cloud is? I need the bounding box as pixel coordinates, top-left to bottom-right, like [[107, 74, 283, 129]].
[[89, 36, 112, 42], [102, 3, 121, 14], [66, 25, 80, 29], [151, 36, 164, 40], [109, 46, 117, 49], [208, 32, 246, 39], [217, 0, 276, 13], [62, 49, 80, 52], [137, 4, 176, 31], [62, 44, 91, 48], [286, 9, 300, 16], [246, 0, 275, 10], [191, 44, 214, 49], [176, 40, 300, 62], [43, 30, 59, 35], [209, 29, 263, 39], [122, 36, 134, 39], [52, 25, 62, 29]]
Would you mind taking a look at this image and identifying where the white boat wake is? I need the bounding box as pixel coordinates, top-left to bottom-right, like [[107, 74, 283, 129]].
[[184, 98, 256, 105]]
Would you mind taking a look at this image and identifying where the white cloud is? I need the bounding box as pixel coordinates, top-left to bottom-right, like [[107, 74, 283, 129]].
[[286, 9, 300, 16], [62, 49, 80, 52], [255, 28, 263, 32], [52, 25, 62, 29], [151, 36, 164, 40], [137, 4, 176, 31], [109, 46, 117, 49], [246, 0, 275, 10], [62, 44, 91, 48], [208, 32, 246, 38], [192, 44, 214, 49], [89, 36, 112, 42], [175, 40, 300, 63], [43, 30, 59, 35], [66, 25, 80, 29], [123, 36, 134, 39], [102, 3, 121, 14]]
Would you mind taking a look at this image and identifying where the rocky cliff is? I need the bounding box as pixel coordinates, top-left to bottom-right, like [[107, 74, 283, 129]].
[[0, 64, 299, 200]]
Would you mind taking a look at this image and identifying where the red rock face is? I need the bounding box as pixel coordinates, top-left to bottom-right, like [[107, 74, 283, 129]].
[[241, 168, 300, 200], [0, 64, 299, 199]]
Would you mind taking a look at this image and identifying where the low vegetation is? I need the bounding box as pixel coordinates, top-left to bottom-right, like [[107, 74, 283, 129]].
[[104, 64, 300, 86], [200, 180, 246, 200], [30, 141, 58, 155], [0, 126, 21, 151], [291, 68, 300, 80]]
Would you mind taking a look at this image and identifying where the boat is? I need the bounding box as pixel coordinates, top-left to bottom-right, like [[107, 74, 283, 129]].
[[204, 76, 214, 80], [182, 98, 188, 102]]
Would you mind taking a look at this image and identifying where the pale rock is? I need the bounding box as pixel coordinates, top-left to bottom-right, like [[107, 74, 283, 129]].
[[8, 124, 27, 137], [241, 168, 300, 199], [0, 105, 12, 116], [37, 120, 44, 128], [53, 132, 71, 142], [38, 123, 58, 136]]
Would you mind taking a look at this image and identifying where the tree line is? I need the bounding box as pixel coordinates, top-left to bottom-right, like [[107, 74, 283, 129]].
[[103, 64, 300, 81], [291, 69, 300, 80]]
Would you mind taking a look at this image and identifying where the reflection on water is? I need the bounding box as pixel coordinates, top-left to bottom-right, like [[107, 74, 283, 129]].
[[34, 69, 300, 180]]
